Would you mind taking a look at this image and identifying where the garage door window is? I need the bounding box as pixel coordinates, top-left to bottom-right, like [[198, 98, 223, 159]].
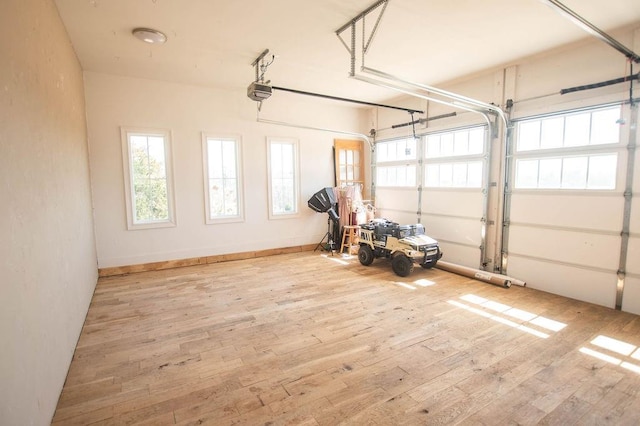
[[424, 126, 485, 188], [514, 106, 621, 190], [515, 154, 618, 189], [376, 137, 417, 187], [517, 107, 621, 152]]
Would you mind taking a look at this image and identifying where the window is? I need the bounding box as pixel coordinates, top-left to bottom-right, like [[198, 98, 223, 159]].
[[424, 126, 486, 188], [267, 138, 299, 218], [515, 154, 618, 190], [334, 139, 364, 189], [426, 127, 484, 158], [425, 161, 483, 188], [377, 138, 416, 162], [516, 106, 620, 152], [376, 137, 418, 188], [514, 106, 621, 190], [377, 165, 417, 187], [202, 134, 243, 224], [121, 127, 175, 230]]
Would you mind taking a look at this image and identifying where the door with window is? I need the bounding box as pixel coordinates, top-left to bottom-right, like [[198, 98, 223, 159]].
[[334, 139, 364, 193]]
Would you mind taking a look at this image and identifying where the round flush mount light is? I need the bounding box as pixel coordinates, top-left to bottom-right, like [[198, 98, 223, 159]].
[[132, 27, 167, 44]]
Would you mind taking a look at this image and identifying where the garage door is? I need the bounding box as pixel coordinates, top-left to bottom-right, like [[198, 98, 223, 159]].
[[505, 104, 628, 309], [375, 125, 489, 269]]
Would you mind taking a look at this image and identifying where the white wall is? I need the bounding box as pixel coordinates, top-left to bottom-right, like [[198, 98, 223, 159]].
[[84, 72, 365, 268], [371, 25, 640, 312], [0, 0, 98, 424]]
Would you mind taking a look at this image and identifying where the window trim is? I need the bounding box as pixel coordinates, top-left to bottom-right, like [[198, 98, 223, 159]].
[[201, 133, 245, 225], [266, 137, 300, 220], [423, 125, 487, 189], [514, 105, 623, 153], [424, 125, 486, 160], [514, 152, 620, 191], [425, 160, 485, 189], [511, 105, 624, 192], [375, 137, 418, 165], [375, 137, 419, 188], [120, 127, 176, 230], [376, 164, 418, 188]]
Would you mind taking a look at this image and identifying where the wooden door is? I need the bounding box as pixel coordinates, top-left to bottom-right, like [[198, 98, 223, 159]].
[[334, 139, 364, 192]]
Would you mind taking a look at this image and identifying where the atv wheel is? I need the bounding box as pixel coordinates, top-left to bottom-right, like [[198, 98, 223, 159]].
[[358, 245, 374, 266], [392, 255, 414, 277]]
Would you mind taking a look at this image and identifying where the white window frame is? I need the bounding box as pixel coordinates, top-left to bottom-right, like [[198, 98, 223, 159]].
[[424, 126, 487, 189], [425, 160, 484, 188], [202, 133, 244, 224], [515, 106, 622, 153], [120, 127, 176, 230], [267, 137, 300, 219], [375, 137, 418, 188], [376, 164, 418, 188], [514, 153, 619, 190], [512, 105, 623, 191]]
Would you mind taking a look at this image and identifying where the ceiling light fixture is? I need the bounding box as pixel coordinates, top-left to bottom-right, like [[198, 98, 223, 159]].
[[132, 27, 167, 44]]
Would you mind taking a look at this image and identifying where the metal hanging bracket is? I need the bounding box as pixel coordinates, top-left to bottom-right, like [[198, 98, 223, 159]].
[[336, 0, 389, 76], [335, 1, 508, 126], [251, 49, 274, 83]]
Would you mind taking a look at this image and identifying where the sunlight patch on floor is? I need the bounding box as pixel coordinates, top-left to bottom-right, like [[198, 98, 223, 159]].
[[447, 294, 573, 339], [447, 299, 551, 339], [579, 334, 640, 374], [591, 335, 636, 356], [458, 293, 567, 333], [414, 278, 436, 287], [321, 254, 350, 265], [394, 281, 417, 290]]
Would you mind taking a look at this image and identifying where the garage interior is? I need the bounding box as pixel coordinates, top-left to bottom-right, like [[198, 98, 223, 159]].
[[1, 0, 640, 424]]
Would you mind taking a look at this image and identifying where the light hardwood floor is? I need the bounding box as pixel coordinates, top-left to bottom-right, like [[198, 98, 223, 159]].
[[53, 251, 640, 425]]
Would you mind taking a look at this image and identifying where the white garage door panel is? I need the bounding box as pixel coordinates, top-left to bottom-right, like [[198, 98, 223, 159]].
[[509, 226, 620, 270], [622, 277, 640, 315], [510, 193, 623, 232], [508, 256, 617, 309], [375, 188, 418, 213], [422, 215, 482, 246], [422, 190, 483, 217], [376, 208, 417, 225], [630, 197, 640, 233], [625, 237, 640, 275], [438, 242, 481, 268], [634, 148, 640, 190]]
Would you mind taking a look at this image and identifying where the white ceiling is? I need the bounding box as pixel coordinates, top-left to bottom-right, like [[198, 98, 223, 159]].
[[54, 0, 640, 104]]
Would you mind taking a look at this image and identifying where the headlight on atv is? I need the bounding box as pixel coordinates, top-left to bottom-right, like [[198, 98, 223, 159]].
[[407, 250, 423, 259]]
